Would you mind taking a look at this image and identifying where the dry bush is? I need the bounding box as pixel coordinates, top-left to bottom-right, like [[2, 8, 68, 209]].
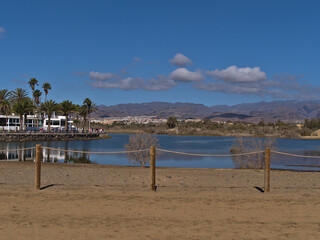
[[124, 134, 159, 167], [230, 137, 277, 169]]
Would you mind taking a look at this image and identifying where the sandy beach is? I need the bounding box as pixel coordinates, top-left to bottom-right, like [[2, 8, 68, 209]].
[[0, 162, 320, 239]]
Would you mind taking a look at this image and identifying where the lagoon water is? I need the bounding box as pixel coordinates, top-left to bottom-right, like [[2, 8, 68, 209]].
[[1, 133, 320, 171]]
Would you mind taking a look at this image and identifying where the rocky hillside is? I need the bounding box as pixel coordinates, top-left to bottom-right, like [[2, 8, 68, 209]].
[[94, 102, 212, 119], [93, 100, 320, 123]]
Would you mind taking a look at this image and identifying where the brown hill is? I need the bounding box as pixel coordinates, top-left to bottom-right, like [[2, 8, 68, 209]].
[[94, 100, 320, 123]]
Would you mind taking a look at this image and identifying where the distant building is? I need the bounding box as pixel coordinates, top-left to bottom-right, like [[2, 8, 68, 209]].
[[42, 116, 74, 131], [0, 114, 75, 131], [96, 116, 167, 125]]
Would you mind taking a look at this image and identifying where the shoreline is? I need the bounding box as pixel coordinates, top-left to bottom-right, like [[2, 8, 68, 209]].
[[1, 130, 319, 141], [0, 132, 110, 142], [106, 129, 320, 140], [2, 160, 320, 173]]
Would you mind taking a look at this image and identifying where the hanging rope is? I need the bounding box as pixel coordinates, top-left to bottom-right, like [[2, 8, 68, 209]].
[[39, 147, 266, 157], [2, 146, 320, 160], [157, 148, 264, 157], [42, 146, 149, 154], [271, 150, 320, 159]]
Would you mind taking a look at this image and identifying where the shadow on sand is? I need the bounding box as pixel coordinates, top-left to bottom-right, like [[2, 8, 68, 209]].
[[40, 184, 63, 190], [254, 186, 264, 193]]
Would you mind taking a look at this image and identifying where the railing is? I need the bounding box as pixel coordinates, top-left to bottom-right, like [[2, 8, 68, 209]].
[[1, 145, 320, 193]]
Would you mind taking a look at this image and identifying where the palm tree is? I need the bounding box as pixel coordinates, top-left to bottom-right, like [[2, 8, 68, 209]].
[[0, 89, 11, 130], [73, 104, 81, 120], [41, 100, 58, 132], [33, 89, 42, 106], [0, 89, 11, 103], [0, 99, 11, 131], [28, 78, 38, 121], [79, 105, 88, 131], [42, 82, 51, 102], [83, 98, 97, 131], [12, 98, 34, 131], [33, 89, 42, 127], [24, 99, 35, 130], [10, 88, 28, 103], [59, 100, 75, 132], [28, 78, 38, 93], [8, 88, 28, 131], [73, 119, 81, 129]]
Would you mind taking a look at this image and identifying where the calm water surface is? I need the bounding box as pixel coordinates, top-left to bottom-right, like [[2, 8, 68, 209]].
[[1, 133, 320, 171]]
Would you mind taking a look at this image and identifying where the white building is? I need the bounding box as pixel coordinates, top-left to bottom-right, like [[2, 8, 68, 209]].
[[42, 115, 75, 131], [0, 114, 75, 131]]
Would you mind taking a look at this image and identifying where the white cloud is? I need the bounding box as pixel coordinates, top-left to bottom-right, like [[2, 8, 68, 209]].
[[0, 26, 6, 38], [170, 53, 193, 67], [207, 65, 267, 83], [73, 71, 88, 77], [144, 76, 176, 91], [80, 60, 320, 100], [196, 82, 263, 94], [90, 77, 142, 90], [133, 57, 142, 62], [197, 73, 320, 100], [11, 78, 27, 85], [89, 71, 115, 81], [170, 68, 204, 82], [90, 75, 176, 91]]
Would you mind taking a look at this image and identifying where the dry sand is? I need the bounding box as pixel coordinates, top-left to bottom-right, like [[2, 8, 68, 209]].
[[0, 162, 320, 240]]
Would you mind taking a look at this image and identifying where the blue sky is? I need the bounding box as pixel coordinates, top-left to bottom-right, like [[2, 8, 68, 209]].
[[1, 0, 320, 106]]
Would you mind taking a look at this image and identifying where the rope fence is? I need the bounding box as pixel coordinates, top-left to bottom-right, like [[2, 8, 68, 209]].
[[3, 146, 320, 159], [271, 150, 320, 159], [157, 148, 264, 157], [1, 145, 319, 193], [42, 146, 149, 154], [3, 147, 320, 159]]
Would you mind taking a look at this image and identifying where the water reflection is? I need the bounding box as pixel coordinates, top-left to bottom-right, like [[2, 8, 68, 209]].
[[271, 151, 320, 168], [0, 147, 35, 161], [0, 143, 90, 164], [0, 134, 320, 171], [157, 152, 205, 161], [66, 152, 91, 164]]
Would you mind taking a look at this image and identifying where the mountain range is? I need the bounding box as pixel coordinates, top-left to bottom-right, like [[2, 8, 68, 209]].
[[93, 100, 320, 123]]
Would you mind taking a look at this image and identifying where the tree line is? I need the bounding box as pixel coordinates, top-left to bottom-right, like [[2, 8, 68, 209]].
[[0, 78, 97, 132], [104, 116, 320, 138]]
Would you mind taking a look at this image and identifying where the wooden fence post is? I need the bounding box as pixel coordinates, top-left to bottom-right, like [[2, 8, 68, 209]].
[[150, 146, 156, 191], [35, 144, 42, 190], [264, 148, 271, 192]]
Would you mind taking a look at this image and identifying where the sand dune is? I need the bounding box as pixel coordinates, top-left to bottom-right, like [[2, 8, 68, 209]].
[[0, 162, 320, 239]]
